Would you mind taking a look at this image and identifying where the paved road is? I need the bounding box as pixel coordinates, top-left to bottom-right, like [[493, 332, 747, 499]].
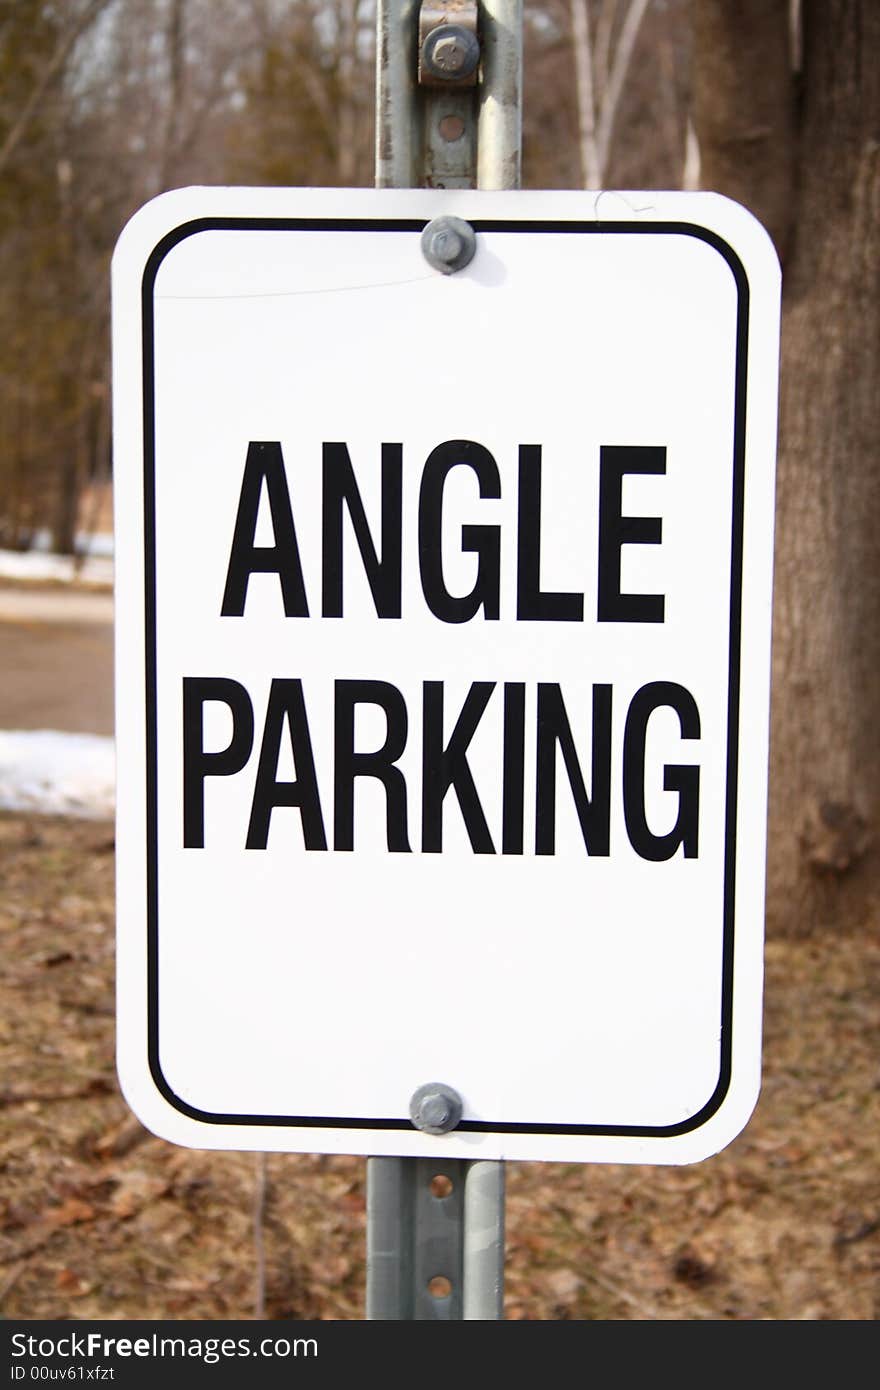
[[0, 586, 114, 736]]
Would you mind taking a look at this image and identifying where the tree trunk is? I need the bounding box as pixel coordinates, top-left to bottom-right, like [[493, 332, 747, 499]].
[[335, 0, 361, 186], [695, 0, 880, 934], [691, 0, 794, 258]]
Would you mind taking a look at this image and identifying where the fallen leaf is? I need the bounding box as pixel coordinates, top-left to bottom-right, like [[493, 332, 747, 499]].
[[93, 1114, 149, 1159], [544, 1268, 582, 1300], [42, 951, 74, 968], [673, 1243, 717, 1288], [47, 1198, 96, 1228], [111, 1173, 169, 1219]]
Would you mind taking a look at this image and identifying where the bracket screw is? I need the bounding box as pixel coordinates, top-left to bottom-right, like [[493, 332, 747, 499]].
[[421, 24, 481, 81], [420, 216, 477, 275], [409, 1082, 463, 1135]]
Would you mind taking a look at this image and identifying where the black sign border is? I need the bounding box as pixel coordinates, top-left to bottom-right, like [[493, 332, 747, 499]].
[[141, 215, 749, 1139]]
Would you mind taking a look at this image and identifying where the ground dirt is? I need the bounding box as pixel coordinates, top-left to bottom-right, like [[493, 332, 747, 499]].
[[1, 812, 877, 1321]]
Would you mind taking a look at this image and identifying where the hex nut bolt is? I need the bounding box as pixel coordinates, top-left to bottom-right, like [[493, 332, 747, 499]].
[[421, 216, 477, 275], [421, 24, 481, 81], [409, 1082, 464, 1135]]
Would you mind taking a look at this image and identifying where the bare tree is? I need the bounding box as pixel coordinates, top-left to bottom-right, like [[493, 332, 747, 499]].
[[523, 0, 691, 192], [159, 0, 187, 188], [0, 0, 698, 556], [0, 0, 265, 550], [224, 0, 375, 189], [0, 0, 113, 179], [568, 0, 652, 187]]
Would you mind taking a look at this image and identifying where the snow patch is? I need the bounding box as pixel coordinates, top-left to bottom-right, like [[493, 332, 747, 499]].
[[29, 528, 114, 559], [0, 731, 115, 819], [0, 544, 113, 587]]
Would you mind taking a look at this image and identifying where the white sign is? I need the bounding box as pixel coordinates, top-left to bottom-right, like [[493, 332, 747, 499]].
[[112, 187, 780, 1164]]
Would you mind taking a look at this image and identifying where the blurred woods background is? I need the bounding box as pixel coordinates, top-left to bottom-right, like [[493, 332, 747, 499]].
[[0, 0, 876, 941]]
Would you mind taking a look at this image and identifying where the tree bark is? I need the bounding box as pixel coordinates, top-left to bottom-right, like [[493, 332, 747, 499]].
[[335, 0, 362, 186], [695, 0, 880, 934], [692, 0, 794, 260]]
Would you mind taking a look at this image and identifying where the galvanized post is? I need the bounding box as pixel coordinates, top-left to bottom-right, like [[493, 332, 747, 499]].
[[375, 0, 421, 188], [367, 0, 520, 1323], [462, 1160, 505, 1318], [376, 0, 521, 192], [367, 1156, 505, 1319], [477, 0, 522, 189], [365, 1158, 416, 1319]]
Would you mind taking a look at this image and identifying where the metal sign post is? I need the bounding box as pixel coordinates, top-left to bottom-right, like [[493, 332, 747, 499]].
[[375, 0, 521, 191], [367, 1156, 505, 1319], [367, 0, 522, 1320]]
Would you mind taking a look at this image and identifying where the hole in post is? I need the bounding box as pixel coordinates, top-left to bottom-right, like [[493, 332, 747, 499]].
[[430, 1173, 454, 1198], [428, 1275, 452, 1299], [438, 114, 465, 142]]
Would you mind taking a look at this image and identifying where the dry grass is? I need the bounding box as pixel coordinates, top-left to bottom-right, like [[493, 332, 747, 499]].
[[1, 811, 877, 1320]]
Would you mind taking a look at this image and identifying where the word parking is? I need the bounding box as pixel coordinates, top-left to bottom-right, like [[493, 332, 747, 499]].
[[182, 437, 702, 859]]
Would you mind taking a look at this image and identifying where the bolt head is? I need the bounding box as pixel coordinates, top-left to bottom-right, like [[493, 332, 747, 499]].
[[430, 227, 463, 265], [418, 1094, 451, 1128], [409, 1082, 463, 1135], [432, 34, 469, 74], [420, 216, 477, 276], [421, 24, 480, 83]]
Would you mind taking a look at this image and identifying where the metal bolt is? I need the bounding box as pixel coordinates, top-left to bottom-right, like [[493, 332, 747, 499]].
[[420, 215, 477, 275], [409, 1082, 463, 1135], [421, 24, 481, 82]]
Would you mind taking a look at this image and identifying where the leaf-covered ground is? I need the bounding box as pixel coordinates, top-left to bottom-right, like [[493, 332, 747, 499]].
[[1, 812, 877, 1320]]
